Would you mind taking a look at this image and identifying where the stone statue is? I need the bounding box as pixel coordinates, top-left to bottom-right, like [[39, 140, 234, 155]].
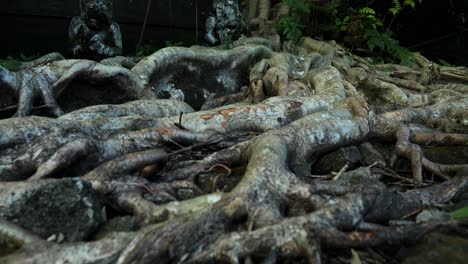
[[205, 0, 247, 46], [69, 0, 122, 60]]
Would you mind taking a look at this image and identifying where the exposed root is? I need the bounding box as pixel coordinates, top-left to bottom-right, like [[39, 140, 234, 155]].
[[390, 125, 468, 183], [1, 37, 468, 263]]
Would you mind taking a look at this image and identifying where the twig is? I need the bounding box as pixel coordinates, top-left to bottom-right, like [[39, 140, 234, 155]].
[[203, 164, 232, 176], [0, 103, 54, 113], [174, 112, 187, 130], [332, 163, 349, 181], [402, 208, 421, 219]]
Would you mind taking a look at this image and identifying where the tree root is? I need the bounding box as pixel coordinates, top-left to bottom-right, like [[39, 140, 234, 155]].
[[390, 125, 468, 183], [1, 37, 468, 263]]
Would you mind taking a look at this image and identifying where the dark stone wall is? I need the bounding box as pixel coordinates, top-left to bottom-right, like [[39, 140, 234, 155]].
[[0, 0, 211, 57]]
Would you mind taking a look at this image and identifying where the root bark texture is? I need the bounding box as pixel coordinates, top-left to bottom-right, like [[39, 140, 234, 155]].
[[0, 37, 467, 263]]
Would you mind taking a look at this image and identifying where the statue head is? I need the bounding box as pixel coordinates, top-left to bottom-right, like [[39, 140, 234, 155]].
[[80, 0, 113, 29]]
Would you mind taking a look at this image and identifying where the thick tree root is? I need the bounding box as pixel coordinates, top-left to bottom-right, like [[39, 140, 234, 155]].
[[1, 37, 468, 263]]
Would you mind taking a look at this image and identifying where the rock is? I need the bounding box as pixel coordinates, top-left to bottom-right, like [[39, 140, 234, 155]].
[[335, 167, 377, 185], [93, 216, 139, 240], [416, 209, 451, 223], [312, 146, 362, 174], [399, 232, 468, 264], [0, 178, 106, 242], [359, 142, 387, 167]]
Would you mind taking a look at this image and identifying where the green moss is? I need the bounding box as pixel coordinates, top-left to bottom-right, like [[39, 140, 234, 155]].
[[0, 57, 23, 71]]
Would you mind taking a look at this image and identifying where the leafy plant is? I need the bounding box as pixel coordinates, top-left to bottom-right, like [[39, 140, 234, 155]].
[[277, 0, 311, 43], [0, 54, 40, 71], [282, 0, 310, 15], [136, 40, 186, 56], [0, 57, 23, 71], [335, 16, 350, 31], [278, 17, 304, 43], [450, 206, 468, 219], [358, 7, 384, 30], [365, 29, 414, 66], [334, 1, 415, 66], [136, 42, 159, 57], [390, 0, 415, 15], [389, 0, 402, 15]]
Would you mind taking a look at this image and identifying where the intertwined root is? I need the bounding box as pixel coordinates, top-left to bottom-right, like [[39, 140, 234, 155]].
[[1, 37, 468, 263], [391, 125, 468, 183]]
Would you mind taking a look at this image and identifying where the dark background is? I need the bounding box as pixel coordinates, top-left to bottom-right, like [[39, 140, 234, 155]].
[[0, 0, 211, 57], [0, 0, 467, 66], [391, 0, 468, 66]]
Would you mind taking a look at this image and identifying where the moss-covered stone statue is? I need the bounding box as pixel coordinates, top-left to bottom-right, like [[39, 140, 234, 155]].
[[205, 0, 247, 46], [69, 0, 122, 60]]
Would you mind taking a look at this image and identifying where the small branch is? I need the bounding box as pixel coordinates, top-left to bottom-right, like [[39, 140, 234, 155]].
[[332, 163, 349, 181]]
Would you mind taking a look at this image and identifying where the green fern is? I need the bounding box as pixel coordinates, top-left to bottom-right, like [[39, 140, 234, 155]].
[[389, 0, 402, 15], [365, 29, 414, 66], [359, 7, 376, 16], [0, 57, 22, 71], [278, 0, 310, 43], [403, 0, 416, 8], [0, 54, 40, 71], [357, 7, 383, 29], [278, 17, 304, 43], [282, 0, 310, 16], [450, 206, 468, 219]]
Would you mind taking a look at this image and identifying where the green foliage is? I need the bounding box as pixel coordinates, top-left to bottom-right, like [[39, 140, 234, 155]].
[[136, 40, 186, 56], [282, 0, 310, 15], [0, 54, 39, 71], [390, 0, 415, 15], [403, 0, 416, 8], [136, 43, 159, 57], [0, 57, 22, 71], [389, 0, 402, 15], [450, 206, 468, 219], [333, 0, 416, 66], [335, 16, 350, 31], [278, 0, 310, 43], [365, 29, 414, 66], [358, 7, 384, 29], [278, 17, 304, 43]]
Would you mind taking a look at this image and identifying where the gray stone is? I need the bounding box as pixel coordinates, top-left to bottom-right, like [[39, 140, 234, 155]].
[[0, 178, 106, 242], [400, 232, 468, 264], [359, 142, 387, 167], [312, 146, 362, 174], [416, 209, 451, 223]]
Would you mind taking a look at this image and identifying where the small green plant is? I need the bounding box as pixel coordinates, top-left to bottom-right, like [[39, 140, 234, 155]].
[[0, 57, 23, 71], [335, 1, 415, 66], [136, 42, 159, 57], [450, 206, 468, 219], [358, 7, 383, 30], [390, 0, 415, 15], [365, 29, 414, 66], [277, 0, 311, 43], [335, 16, 350, 31], [278, 17, 304, 43], [0, 54, 40, 71], [136, 40, 186, 56]]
